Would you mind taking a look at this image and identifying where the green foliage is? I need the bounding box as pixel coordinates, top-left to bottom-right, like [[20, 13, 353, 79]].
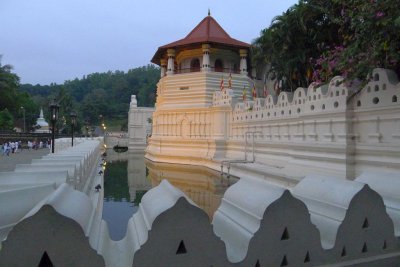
[[20, 65, 159, 128], [324, 0, 400, 81], [0, 109, 14, 130], [0, 57, 38, 130], [253, 0, 400, 89], [253, 0, 340, 91]]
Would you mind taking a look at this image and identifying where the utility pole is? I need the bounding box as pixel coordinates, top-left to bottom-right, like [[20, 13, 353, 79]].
[[21, 106, 25, 132]]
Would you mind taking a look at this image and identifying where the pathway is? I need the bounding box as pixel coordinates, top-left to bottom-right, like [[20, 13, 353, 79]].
[[0, 148, 50, 172]]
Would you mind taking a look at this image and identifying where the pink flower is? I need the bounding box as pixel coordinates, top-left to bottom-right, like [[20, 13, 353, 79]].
[[376, 11, 385, 18]]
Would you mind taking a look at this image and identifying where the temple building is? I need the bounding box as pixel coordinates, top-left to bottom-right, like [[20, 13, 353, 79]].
[[150, 13, 253, 109], [146, 14, 257, 162], [144, 13, 400, 183]]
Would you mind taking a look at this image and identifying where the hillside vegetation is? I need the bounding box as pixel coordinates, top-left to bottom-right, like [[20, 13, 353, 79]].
[[19, 65, 159, 132]]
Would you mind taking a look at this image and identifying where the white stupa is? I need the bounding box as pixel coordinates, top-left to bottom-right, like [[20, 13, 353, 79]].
[[35, 108, 50, 133]]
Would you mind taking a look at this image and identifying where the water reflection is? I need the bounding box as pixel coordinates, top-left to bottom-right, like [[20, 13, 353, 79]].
[[102, 150, 236, 240], [146, 160, 236, 219], [103, 150, 153, 240]]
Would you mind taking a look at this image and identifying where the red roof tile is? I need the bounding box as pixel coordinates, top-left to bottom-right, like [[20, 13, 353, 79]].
[[151, 15, 250, 65]]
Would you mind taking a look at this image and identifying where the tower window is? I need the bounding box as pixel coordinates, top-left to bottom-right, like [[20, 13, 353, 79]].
[[190, 58, 200, 72], [215, 59, 224, 72]]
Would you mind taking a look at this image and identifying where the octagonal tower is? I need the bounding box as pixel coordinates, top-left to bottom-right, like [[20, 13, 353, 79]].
[[147, 14, 253, 163], [151, 14, 251, 109]]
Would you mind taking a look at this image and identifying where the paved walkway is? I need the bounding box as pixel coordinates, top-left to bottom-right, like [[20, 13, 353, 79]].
[[0, 148, 50, 172]]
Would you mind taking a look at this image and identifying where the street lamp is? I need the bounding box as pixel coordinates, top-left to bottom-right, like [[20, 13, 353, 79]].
[[85, 119, 89, 139], [70, 111, 77, 147], [99, 114, 106, 136], [49, 99, 60, 153], [20, 106, 25, 133]]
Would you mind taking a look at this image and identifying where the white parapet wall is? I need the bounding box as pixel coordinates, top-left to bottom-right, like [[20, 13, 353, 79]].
[[146, 68, 400, 183], [2, 174, 400, 266], [0, 138, 104, 249], [0, 184, 105, 266]]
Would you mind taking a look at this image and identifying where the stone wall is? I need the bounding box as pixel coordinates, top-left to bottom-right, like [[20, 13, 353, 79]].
[[147, 68, 400, 181], [224, 68, 400, 179]]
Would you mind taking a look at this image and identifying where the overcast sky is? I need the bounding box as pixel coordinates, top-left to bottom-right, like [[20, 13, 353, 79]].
[[1, 0, 297, 85]]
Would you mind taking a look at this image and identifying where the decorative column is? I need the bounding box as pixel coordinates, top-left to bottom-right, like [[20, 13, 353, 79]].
[[202, 44, 210, 72], [167, 49, 175, 76], [160, 59, 167, 77], [239, 49, 248, 75]]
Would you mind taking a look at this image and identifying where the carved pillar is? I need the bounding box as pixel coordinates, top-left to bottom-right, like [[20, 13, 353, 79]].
[[202, 44, 210, 72], [160, 59, 167, 77], [167, 49, 175, 76], [239, 49, 248, 75]]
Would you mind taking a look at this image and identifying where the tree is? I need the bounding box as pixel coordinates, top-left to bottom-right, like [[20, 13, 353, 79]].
[[0, 56, 38, 130], [19, 64, 160, 130], [0, 109, 14, 130], [253, 0, 400, 88], [0, 57, 20, 113], [80, 88, 110, 124], [316, 0, 400, 82]]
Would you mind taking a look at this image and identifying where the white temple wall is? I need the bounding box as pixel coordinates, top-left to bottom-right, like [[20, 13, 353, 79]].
[[156, 72, 252, 109], [128, 95, 154, 151], [152, 109, 212, 139], [221, 69, 400, 179], [146, 68, 400, 181]]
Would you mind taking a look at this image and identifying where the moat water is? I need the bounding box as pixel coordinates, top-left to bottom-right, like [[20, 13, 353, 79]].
[[102, 150, 237, 240]]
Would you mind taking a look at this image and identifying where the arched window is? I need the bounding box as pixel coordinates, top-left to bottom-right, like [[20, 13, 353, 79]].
[[190, 58, 200, 72], [215, 59, 224, 72], [233, 63, 238, 73]]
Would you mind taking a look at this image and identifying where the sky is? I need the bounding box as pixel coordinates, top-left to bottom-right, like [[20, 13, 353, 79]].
[[1, 0, 298, 85]]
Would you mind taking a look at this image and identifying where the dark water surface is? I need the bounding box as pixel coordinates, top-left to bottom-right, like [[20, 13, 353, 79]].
[[102, 150, 236, 241]]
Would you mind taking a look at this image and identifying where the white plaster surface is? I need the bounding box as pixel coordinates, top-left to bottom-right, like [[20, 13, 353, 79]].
[[356, 171, 400, 236], [212, 177, 285, 262], [146, 68, 400, 183]]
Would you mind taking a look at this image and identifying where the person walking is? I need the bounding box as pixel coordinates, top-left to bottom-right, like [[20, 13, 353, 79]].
[[6, 142, 11, 156], [10, 141, 15, 153], [1, 143, 6, 156], [15, 141, 19, 153]]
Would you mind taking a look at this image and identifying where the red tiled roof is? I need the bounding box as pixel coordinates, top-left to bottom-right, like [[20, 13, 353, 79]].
[[151, 15, 250, 65]]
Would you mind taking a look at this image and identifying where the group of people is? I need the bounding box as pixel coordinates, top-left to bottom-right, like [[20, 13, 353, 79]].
[[1, 140, 51, 156], [1, 141, 21, 156]]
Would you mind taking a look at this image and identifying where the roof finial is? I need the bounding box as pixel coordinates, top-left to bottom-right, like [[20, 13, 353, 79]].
[[208, 8, 211, 16]]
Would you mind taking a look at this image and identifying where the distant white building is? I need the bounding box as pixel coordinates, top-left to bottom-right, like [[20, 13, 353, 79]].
[[127, 95, 154, 151], [34, 108, 50, 133]]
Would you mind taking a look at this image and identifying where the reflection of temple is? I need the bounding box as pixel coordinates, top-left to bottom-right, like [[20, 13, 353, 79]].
[[105, 149, 233, 218], [145, 160, 236, 219], [127, 152, 152, 203], [105, 150, 152, 203]]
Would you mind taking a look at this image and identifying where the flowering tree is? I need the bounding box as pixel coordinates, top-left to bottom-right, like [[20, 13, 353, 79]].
[[253, 0, 400, 89], [313, 0, 400, 84]]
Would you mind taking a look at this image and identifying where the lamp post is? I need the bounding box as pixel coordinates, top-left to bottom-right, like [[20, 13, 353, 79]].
[[99, 114, 106, 136], [49, 99, 60, 153], [20, 106, 25, 133], [85, 120, 89, 139], [70, 111, 77, 147]]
